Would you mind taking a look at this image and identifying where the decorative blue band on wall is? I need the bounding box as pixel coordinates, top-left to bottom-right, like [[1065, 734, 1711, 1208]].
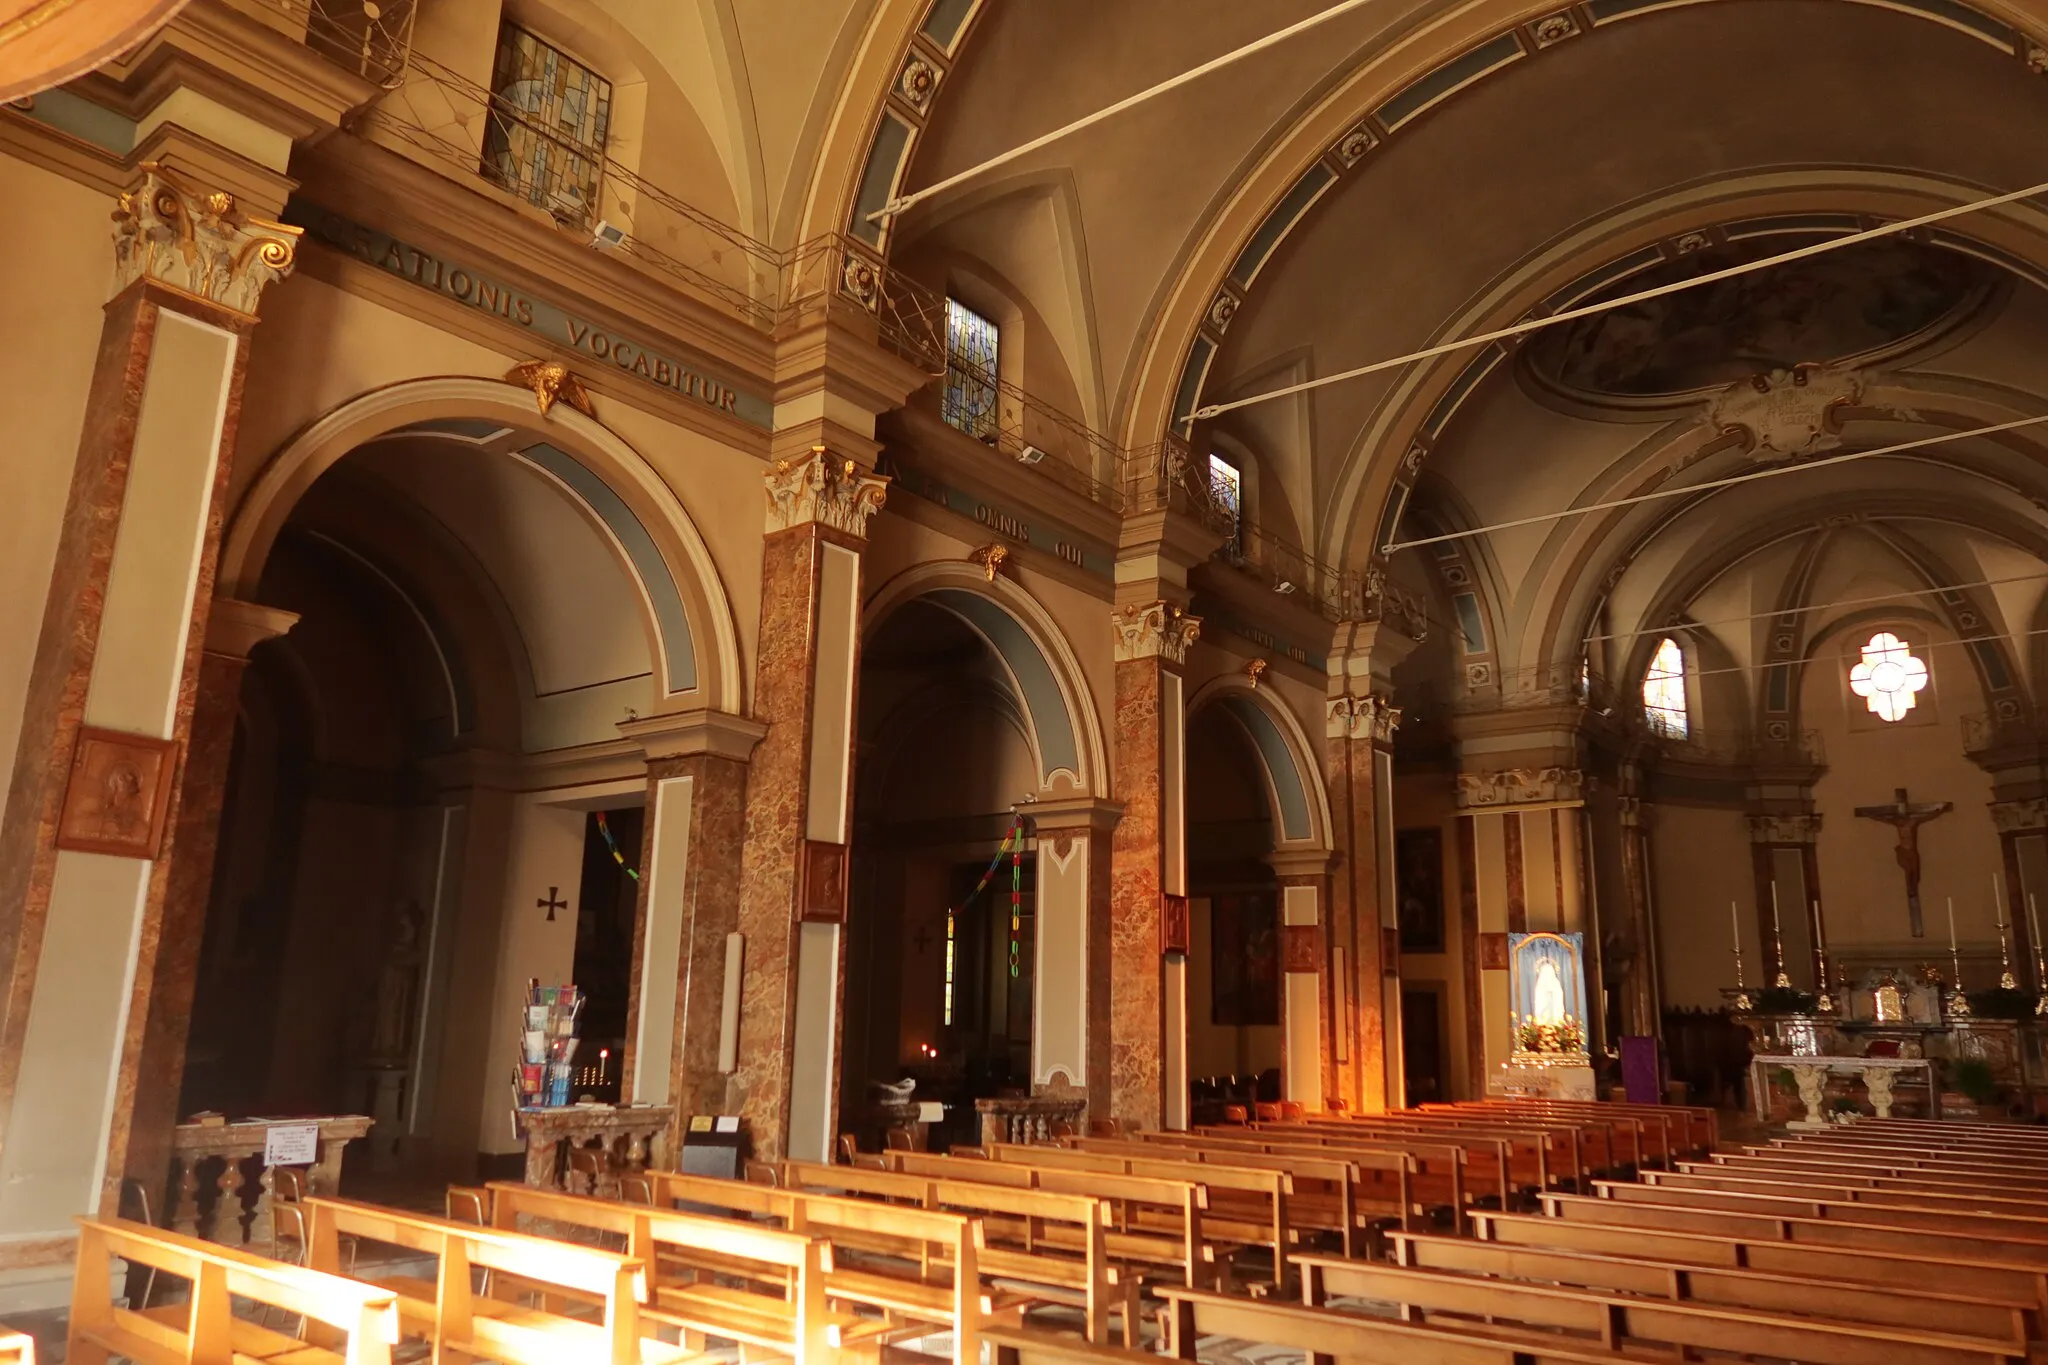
[[1219, 694, 1313, 843], [925, 587, 1082, 782]]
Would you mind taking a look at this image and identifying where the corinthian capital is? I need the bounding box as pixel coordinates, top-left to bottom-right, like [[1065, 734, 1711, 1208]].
[[111, 164, 299, 318], [1111, 601, 1200, 664], [764, 447, 889, 539], [1326, 691, 1401, 744]]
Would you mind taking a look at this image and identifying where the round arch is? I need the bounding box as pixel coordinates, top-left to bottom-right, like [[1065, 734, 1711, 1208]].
[[1119, 0, 2048, 457], [220, 375, 745, 714], [862, 563, 1108, 798], [1185, 675, 1333, 853]]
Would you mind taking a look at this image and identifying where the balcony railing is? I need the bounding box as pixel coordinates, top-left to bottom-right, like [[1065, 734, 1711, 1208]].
[[231, 0, 418, 87], [1963, 711, 2039, 755]]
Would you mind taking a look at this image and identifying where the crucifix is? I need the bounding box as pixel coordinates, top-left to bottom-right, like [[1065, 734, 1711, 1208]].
[[538, 886, 568, 922], [1853, 787, 1952, 937]]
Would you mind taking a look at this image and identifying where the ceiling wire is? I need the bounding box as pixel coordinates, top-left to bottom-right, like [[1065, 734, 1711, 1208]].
[[1580, 571, 2048, 646], [1381, 412, 2048, 554], [869, 0, 1383, 223], [1195, 176, 2048, 421]]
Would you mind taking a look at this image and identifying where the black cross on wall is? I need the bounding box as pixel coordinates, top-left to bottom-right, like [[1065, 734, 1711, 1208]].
[[538, 886, 568, 922]]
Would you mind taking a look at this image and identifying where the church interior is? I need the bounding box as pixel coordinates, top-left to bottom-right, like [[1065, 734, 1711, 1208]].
[[7, 0, 2048, 1359]]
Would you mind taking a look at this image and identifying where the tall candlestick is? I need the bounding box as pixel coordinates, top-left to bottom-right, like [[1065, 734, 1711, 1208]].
[[1946, 895, 1971, 1017], [2031, 893, 2048, 1017], [1768, 881, 1790, 988], [1996, 873, 2019, 990], [1730, 900, 1741, 955], [1947, 895, 1958, 954]]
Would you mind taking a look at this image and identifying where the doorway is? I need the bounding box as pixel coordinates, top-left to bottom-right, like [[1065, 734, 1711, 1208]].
[[1401, 984, 1447, 1106]]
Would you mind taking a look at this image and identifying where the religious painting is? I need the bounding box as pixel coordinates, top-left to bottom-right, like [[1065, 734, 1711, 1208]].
[[1508, 931, 1590, 1057], [1525, 237, 1988, 398], [800, 840, 848, 922], [56, 727, 179, 859], [1395, 827, 1446, 952], [1211, 892, 1280, 1026]]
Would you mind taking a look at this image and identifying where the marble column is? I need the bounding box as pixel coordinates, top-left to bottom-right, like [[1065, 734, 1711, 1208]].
[[1615, 792, 1662, 1037], [1325, 690, 1401, 1111], [615, 711, 765, 1146], [1025, 797, 1122, 1117], [122, 599, 298, 1208], [1108, 601, 1199, 1132], [0, 168, 295, 1245], [730, 450, 886, 1161]]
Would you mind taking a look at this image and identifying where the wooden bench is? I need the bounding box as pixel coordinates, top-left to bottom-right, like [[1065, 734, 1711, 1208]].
[[1540, 1191, 2048, 1266], [301, 1196, 692, 1365], [981, 1325, 1169, 1364], [779, 1160, 1123, 1345], [1472, 1208, 2048, 1310], [1586, 1178, 2048, 1240], [482, 1182, 839, 1362], [0, 1330, 26, 1365], [1387, 1227, 2034, 1342], [1299, 1251, 2026, 1364], [1158, 1285, 1623, 1364], [1194, 1122, 1501, 1217], [1644, 1165, 2048, 1213], [615, 1168, 991, 1362], [68, 1215, 399, 1365]]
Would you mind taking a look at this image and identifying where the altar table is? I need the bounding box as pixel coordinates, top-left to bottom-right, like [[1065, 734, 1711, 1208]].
[[170, 1114, 372, 1246], [1749, 1053, 1939, 1126], [515, 1104, 672, 1195]]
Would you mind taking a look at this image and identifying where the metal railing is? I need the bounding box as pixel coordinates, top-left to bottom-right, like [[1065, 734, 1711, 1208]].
[[230, 0, 418, 87], [1963, 711, 2039, 755]]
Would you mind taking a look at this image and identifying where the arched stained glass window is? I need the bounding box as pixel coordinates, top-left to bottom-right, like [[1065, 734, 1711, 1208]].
[[1643, 637, 1688, 738]]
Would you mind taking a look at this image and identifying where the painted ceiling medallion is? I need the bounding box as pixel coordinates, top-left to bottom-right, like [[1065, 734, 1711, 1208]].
[[1527, 235, 1991, 400], [1706, 364, 1862, 460], [1207, 291, 1239, 332], [1850, 631, 1929, 722], [1530, 11, 1580, 46]]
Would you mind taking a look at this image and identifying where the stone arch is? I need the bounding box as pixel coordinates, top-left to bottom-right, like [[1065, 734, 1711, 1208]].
[[1184, 675, 1332, 853], [863, 563, 1106, 797], [220, 375, 744, 714]]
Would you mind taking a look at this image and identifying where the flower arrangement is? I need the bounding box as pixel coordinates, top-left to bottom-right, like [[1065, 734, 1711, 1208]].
[[1514, 1014, 1585, 1055]]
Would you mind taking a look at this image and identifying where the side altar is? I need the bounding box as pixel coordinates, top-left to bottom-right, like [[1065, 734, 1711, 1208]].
[[1491, 932, 1598, 1101]]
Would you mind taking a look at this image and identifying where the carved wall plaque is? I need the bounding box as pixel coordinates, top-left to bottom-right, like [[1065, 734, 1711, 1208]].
[[57, 727, 180, 859], [800, 839, 849, 922]]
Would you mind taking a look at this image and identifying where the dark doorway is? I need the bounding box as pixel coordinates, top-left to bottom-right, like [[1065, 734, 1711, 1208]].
[[1401, 985, 1446, 1105], [572, 806, 643, 1101]]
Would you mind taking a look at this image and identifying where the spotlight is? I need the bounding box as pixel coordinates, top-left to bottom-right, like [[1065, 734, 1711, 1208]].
[[590, 220, 627, 250], [1016, 445, 1048, 465], [1273, 580, 1297, 595]]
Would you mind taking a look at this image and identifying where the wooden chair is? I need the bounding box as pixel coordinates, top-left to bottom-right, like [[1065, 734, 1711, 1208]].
[[69, 1216, 399, 1365], [885, 1127, 915, 1152], [1220, 1105, 1249, 1125], [837, 1134, 860, 1164]]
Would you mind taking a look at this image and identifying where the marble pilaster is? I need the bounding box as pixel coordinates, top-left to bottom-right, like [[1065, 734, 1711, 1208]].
[[1325, 689, 1400, 1111], [0, 167, 296, 1233], [1271, 851, 1335, 1109], [122, 599, 298, 1207], [1028, 796, 1123, 1118], [730, 450, 885, 1161], [615, 710, 764, 1148], [1107, 600, 1198, 1131]]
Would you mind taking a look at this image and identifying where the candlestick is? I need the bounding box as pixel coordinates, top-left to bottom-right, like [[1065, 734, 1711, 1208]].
[[1729, 901, 1752, 1011], [1946, 895, 1971, 1017], [1998, 910, 2020, 992], [1730, 899, 1741, 955], [2032, 893, 2048, 1018], [1768, 881, 1791, 988]]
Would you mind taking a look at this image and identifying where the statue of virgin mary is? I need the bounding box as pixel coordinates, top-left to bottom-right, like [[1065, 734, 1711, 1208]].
[[1531, 956, 1568, 1027]]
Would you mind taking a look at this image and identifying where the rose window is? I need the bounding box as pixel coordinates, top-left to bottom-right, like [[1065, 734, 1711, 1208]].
[[1849, 631, 1929, 722]]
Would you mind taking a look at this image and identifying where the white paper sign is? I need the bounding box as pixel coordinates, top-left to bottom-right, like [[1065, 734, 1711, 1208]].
[[264, 1123, 319, 1167]]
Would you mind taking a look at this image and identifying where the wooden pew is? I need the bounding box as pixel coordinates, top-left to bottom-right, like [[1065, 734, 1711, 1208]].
[[1433, 1097, 1719, 1161], [972, 1143, 1291, 1285], [1276, 1113, 1578, 1192], [1539, 1191, 2048, 1265], [68, 1215, 399, 1365], [624, 1167, 988, 1361], [779, 1160, 1121, 1345], [1158, 1285, 1623, 1364], [1643, 1164, 2048, 1213], [300, 1196, 691, 1365], [0, 1330, 26, 1365], [1061, 1134, 1416, 1255], [1715, 1146, 2048, 1191], [482, 1182, 838, 1363], [1297, 1252, 2025, 1364], [1471, 1208, 2048, 1311], [1386, 1227, 2034, 1342], [1586, 1178, 2048, 1240], [1189, 1123, 1499, 1217], [981, 1325, 1173, 1364]]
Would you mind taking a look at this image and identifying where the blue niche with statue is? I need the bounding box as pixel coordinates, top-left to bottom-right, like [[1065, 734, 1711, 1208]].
[[1509, 931, 1590, 1060]]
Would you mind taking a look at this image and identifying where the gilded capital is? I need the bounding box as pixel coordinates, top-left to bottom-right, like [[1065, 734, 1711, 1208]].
[[764, 447, 889, 539], [110, 164, 300, 318], [1327, 691, 1401, 744], [1990, 798, 2048, 834], [1111, 601, 1200, 665], [1454, 766, 1583, 809], [1747, 812, 1822, 844]]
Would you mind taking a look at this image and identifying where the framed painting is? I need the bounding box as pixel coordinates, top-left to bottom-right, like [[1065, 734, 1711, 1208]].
[[57, 727, 179, 859], [1395, 826, 1446, 952], [1211, 891, 1279, 1026]]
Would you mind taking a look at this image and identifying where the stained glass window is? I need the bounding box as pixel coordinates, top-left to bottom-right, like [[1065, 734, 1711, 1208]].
[[481, 25, 612, 229], [1643, 636, 1688, 738], [1849, 631, 1929, 722], [1209, 453, 1243, 552], [942, 299, 1000, 441]]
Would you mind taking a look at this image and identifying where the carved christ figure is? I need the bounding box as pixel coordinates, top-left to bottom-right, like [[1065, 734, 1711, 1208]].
[[1852, 786, 1952, 937]]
